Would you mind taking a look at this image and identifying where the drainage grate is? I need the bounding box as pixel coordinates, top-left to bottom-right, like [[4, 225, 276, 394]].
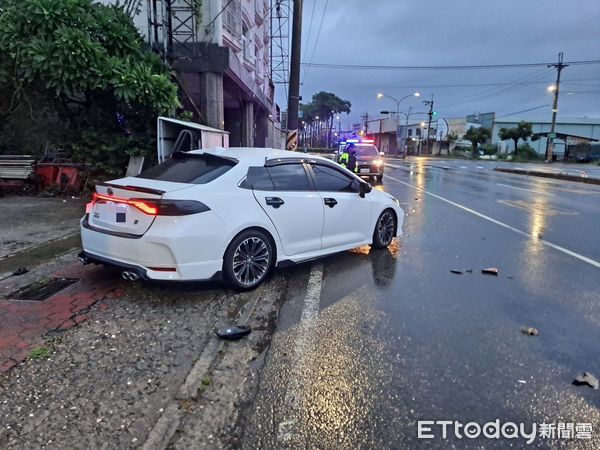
[[9, 277, 80, 301]]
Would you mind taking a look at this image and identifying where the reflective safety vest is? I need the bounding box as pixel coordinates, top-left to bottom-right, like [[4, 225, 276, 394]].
[[339, 152, 349, 167]]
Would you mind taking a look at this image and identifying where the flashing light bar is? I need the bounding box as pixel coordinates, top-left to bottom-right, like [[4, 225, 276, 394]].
[[361, 139, 375, 143], [346, 139, 359, 143]]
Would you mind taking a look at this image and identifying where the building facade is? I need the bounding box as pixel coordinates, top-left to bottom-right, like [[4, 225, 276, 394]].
[[102, 0, 282, 148], [491, 117, 600, 156]]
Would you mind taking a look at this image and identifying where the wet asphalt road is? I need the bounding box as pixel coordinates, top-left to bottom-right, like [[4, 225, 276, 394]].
[[237, 159, 600, 448]]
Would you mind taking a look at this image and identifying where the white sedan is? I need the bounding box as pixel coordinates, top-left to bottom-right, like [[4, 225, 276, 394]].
[[79, 148, 404, 290]]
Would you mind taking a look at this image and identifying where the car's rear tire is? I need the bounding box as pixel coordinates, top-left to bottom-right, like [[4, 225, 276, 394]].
[[372, 209, 396, 248], [224, 229, 274, 291], [377, 174, 383, 183]]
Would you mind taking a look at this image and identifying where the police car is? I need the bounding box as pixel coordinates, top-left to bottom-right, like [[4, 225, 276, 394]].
[[338, 138, 385, 183]]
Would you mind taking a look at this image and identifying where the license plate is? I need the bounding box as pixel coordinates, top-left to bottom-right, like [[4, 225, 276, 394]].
[[360, 168, 370, 173], [115, 203, 128, 222]]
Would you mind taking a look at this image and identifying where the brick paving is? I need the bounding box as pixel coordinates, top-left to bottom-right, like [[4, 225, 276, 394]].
[[0, 262, 124, 373]]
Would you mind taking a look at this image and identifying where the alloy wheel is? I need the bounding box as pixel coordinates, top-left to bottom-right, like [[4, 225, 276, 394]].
[[232, 237, 270, 286], [377, 211, 395, 246]]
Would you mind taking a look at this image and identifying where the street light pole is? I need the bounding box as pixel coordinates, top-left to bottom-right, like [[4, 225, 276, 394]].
[[546, 52, 568, 162], [376, 91, 420, 156]]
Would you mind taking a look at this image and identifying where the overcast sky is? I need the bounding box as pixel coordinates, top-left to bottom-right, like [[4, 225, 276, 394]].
[[277, 0, 600, 128]]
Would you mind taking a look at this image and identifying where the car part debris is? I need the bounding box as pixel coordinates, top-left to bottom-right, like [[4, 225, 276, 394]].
[[214, 325, 251, 341], [13, 267, 28, 276], [521, 326, 539, 336], [572, 372, 599, 389], [465, 269, 473, 273], [450, 269, 463, 275], [481, 268, 498, 275]]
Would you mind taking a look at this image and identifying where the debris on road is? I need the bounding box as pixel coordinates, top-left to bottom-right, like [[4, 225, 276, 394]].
[[13, 267, 29, 276], [481, 267, 499, 276], [572, 372, 599, 389], [518, 380, 527, 384], [450, 269, 463, 275], [521, 327, 539, 336], [465, 269, 473, 273], [214, 325, 251, 341]]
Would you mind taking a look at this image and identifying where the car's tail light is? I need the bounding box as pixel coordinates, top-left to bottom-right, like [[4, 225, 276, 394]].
[[92, 193, 210, 216]]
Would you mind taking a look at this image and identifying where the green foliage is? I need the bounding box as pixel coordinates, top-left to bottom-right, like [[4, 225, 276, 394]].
[[464, 126, 491, 158], [498, 121, 538, 157], [480, 144, 498, 155], [0, 0, 180, 173], [28, 346, 50, 360], [516, 144, 542, 160], [446, 132, 459, 142]]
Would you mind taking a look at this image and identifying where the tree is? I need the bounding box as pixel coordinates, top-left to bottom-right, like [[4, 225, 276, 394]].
[[0, 0, 180, 168], [498, 121, 538, 157], [309, 91, 351, 147], [464, 126, 491, 158]]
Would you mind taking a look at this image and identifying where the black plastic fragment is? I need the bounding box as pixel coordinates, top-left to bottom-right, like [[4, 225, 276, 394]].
[[13, 267, 28, 276], [573, 372, 599, 389], [450, 269, 463, 275], [214, 325, 251, 341]]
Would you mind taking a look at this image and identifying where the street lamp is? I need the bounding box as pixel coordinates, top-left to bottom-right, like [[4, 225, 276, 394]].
[[376, 91, 420, 157]]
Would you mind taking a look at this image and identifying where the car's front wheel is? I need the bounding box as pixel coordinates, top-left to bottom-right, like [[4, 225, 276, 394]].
[[224, 229, 273, 290], [372, 209, 396, 248]]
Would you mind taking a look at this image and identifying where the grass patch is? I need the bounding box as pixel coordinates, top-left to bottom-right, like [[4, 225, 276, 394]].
[[28, 346, 50, 360]]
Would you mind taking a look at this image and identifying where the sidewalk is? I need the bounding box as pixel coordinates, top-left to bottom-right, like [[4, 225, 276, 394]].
[[494, 161, 600, 185]]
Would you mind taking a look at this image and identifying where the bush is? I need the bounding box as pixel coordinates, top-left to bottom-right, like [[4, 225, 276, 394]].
[[480, 144, 498, 155], [516, 144, 542, 161]]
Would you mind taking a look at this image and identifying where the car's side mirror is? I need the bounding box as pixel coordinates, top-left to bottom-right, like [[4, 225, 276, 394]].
[[379, 151, 385, 156], [359, 181, 372, 198]]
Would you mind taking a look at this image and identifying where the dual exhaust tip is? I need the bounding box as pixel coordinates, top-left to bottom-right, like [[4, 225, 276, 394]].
[[79, 252, 140, 281], [121, 271, 140, 281]]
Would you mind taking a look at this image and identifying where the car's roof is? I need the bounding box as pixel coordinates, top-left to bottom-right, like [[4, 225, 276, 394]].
[[189, 147, 332, 166]]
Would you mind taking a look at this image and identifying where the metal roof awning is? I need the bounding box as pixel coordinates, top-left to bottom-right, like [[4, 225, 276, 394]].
[[534, 132, 599, 142]]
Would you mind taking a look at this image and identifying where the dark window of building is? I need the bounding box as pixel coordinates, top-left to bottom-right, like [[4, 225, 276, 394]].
[[267, 164, 312, 191], [416, 128, 421, 137], [408, 129, 413, 137]]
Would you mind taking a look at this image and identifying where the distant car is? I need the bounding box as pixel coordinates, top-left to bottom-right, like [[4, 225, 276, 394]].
[[79, 148, 404, 290], [353, 143, 385, 183]]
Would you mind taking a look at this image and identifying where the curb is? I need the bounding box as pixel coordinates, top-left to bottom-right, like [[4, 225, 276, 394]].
[[493, 168, 600, 185]]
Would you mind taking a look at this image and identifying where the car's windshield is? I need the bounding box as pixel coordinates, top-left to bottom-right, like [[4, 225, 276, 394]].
[[354, 145, 378, 157]]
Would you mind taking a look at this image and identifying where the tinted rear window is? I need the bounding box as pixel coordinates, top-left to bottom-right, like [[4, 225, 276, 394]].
[[137, 153, 236, 184]]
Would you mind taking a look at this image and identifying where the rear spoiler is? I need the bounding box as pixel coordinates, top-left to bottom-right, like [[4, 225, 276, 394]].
[[96, 182, 166, 196]]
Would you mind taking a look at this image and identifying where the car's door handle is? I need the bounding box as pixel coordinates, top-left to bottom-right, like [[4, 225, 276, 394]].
[[324, 198, 338, 208], [265, 197, 285, 208]]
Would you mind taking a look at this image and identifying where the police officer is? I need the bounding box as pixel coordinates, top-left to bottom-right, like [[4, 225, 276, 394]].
[[339, 143, 351, 168], [347, 145, 358, 173]]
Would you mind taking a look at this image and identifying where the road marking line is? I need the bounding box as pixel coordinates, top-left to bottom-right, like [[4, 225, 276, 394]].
[[385, 174, 600, 269], [497, 183, 548, 195], [277, 263, 323, 445]]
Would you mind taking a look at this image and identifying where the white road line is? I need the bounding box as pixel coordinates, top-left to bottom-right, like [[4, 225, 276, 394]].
[[496, 183, 548, 195], [385, 174, 600, 269], [385, 163, 401, 169], [277, 263, 323, 445]]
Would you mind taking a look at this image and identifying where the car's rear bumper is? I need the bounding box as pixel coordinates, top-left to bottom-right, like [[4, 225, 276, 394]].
[[356, 164, 384, 176], [80, 214, 225, 281]]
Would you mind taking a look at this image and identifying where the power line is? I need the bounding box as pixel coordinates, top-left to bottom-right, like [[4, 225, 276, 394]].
[[300, 59, 600, 71], [498, 104, 551, 118], [303, 0, 329, 84]]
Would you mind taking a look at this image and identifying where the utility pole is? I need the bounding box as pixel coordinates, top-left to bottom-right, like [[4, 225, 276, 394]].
[[286, 0, 303, 150], [546, 52, 568, 162], [423, 96, 434, 155]]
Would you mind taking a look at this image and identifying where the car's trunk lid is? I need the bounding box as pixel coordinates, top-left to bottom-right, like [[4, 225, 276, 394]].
[[89, 178, 192, 236]]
